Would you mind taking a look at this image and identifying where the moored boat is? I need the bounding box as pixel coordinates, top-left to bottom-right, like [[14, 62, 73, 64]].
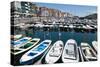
[[11, 34, 23, 41], [92, 41, 97, 53], [20, 40, 52, 64], [45, 40, 64, 64], [62, 39, 79, 63], [11, 37, 31, 48], [11, 38, 40, 55], [80, 43, 97, 61], [77, 47, 84, 62]]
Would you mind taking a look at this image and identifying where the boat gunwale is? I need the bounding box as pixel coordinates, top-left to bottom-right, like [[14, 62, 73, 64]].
[[80, 42, 97, 61], [11, 38, 40, 55], [62, 39, 79, 62], [20, 40, 52, 63], [45, 40, 64, 64]]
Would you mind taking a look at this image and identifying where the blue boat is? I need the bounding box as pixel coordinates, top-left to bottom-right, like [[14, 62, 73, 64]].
[[20, 40, 52, 64], [11, 37, 31, 48], [11, 38, 40, 55]]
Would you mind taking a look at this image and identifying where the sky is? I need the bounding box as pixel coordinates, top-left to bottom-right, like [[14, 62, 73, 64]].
[[34, 2, 97, 17]]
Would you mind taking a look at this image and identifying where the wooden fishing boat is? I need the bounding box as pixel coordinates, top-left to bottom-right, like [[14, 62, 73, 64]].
[[45, 40, 64, 64], [80, 43, 97, 61], [20, 40, 52, 64], [62, 39, 79, 63], [11, 38, 40, 55]]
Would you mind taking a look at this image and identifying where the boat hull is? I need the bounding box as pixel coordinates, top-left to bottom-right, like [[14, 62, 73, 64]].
[[20, 40, 52, 65], [62, 39, 79, 63], [20, 51, 45, 65], [11, 38, 40, 55], [45, 40, 64, 64], [80, 43, 97, 61]]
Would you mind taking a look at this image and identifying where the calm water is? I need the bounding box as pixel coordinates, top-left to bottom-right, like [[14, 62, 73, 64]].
[[13, 27, 97, 65], [14, 27, 97, 46]]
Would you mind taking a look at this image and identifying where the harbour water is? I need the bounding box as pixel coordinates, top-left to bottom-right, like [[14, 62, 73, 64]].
[[12, 27, 97, 65], [14, 27, 97, 46]]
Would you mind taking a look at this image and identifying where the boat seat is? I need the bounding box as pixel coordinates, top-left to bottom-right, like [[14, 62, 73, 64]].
[[65, 49, 75, 57], [28, 52, 37, 56], [49, 47, 62, 57]]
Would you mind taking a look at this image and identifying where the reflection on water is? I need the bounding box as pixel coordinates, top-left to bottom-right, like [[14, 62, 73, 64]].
[[14, 27, 97, 46]]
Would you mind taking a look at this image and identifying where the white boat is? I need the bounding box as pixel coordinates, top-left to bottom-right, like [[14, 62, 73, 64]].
[[20, 40, 52, 64], [11, 37, 32, 48], [11, 34, 23, 40], [62, 39, 79, 63], [92, 41, 97, 53], [86, 25, 93, 29], [77, 47, 84, 62], [14, 34, 23, 40], [11, 38, 40, 55], [80, 43, 97, 61], [45, 40, 64, 64], [82, 25, 87, 29], [69, 24, 74, 28]]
